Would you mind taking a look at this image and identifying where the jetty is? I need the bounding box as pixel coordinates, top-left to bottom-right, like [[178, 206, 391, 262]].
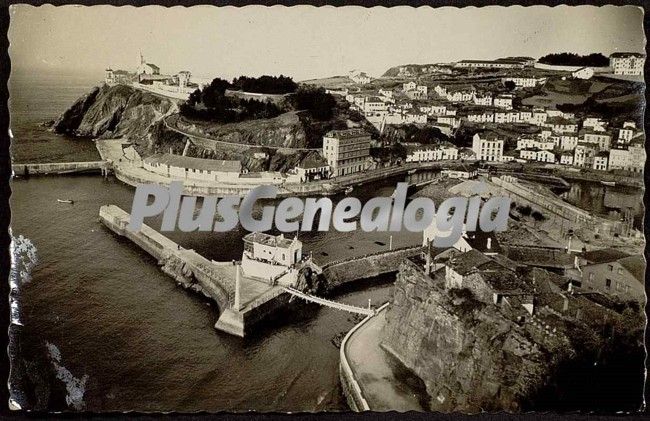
[[98, 205, 393, 337], [12, 161, 109, 176], [99, 205, 297, 336]]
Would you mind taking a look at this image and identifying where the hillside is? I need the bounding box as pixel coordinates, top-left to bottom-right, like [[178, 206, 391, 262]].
[[54, 83, 378, 172], [53, 84, 178, 140]]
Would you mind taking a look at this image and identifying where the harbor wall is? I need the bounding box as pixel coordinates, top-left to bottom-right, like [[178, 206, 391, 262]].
[[12, 161, 108, 176], [322, 246, 422, 289], [99, 204, 232, 311]]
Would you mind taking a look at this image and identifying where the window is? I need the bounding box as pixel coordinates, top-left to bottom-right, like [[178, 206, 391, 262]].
[[608, 264, 614, 271], [605, 278, 612, 289]]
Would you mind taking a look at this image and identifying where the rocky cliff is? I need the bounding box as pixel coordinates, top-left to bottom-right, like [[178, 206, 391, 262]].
[[53, 84, 178, 140], [55, 84, 380, 172], [381, 258, 645, 412]]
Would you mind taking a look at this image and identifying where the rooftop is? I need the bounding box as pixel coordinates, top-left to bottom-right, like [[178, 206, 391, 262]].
[[610, 52, 645, 58], [144, 153, 242, 173], [581, 248, 630, 264], [617, 255, 645, 283], [325, 128, 370, 139], [243, 232, 297, 249]]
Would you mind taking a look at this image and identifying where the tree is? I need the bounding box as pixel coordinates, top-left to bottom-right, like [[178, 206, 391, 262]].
[[504, 80, 516, 91], [531, 210, 546, 222], [538, 52, 609, 67], [292, 86, 337, 121]]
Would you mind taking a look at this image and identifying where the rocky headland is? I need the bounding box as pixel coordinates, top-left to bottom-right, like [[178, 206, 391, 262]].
[[380, 257, 645, 412], [53, 83, 377, 172]]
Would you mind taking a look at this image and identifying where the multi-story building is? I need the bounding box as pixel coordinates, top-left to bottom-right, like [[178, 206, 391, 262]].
[[608, 148, 631, 171], [609, 52, 644, 76], [519, 148, 555, 163], [559, 151, 574, 165], [437, 115, 461, 129], [583, 117, 608, 132], [406, 145, 458, 163], [501, 76, 545, 88], [472, 132, 504, 162], [454, 59, 525, 69], [322, 129, 372, 177], [574, 143, 597, 168], [628, 140, 646, 173], [362, 97, 387, 115], [467, 111, 494, 123], [592, 151, 609, 171], [582, 130, 612, 151], [579, 248, 645, 303], [559, 134, 579, 151], [516, 138, 554, 151], [403, 81, 417, 91], [618, 122, 638, 143], [493, 94, 514, 110], [473, 92, 493, 106], [542, 117, 578, 133]]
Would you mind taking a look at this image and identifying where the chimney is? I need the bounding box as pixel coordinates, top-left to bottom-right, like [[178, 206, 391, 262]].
[[487, 237, 492, 250]]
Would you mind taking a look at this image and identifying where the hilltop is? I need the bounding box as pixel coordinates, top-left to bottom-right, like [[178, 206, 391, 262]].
[[53, 81, 378, 172]]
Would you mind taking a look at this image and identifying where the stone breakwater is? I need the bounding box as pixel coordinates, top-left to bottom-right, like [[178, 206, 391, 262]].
[[98, 204, 291, 337], [99, 204, 234, 310]]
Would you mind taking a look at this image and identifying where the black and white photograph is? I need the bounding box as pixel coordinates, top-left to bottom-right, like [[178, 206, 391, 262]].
[[6, 3, 647, 413]]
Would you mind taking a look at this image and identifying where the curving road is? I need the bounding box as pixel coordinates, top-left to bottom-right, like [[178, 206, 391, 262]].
[[163, 114, 323, 151]]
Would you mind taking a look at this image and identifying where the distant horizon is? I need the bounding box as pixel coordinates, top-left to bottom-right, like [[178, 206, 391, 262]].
[[9, 5, 645, 81]]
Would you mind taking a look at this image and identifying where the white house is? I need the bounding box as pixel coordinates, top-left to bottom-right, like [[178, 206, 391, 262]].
[[582, 131, 612, 151], [559, 152, 574, 166], [572, 67, 594, 80], [403, 81, 417, 91], [473, 92, 493, 106], [593, 152, 609, 171], [143, 153, 242, 182], [610, 52, 644, 76], [406, 145, 458, 163], [493, 94, 514, 110], [242, 232, 303, 280], [472, 132, 504, 162], [608, 148, 631, 171]]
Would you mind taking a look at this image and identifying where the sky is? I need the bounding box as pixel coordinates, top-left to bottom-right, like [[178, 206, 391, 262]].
[[9, 4, 646, 81]]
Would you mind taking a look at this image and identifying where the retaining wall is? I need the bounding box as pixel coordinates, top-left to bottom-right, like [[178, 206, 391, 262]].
[[322, 246, 422, 289], [339, 302, 390, 411]]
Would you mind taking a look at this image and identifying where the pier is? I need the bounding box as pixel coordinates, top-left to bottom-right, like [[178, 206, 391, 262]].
[[12, 161, 109, 176], [98, 205, 387, 337], [99, 204, 295, 337]]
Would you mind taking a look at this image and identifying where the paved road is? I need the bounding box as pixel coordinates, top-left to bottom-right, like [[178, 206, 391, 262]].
[[345, 309, 426, 411]]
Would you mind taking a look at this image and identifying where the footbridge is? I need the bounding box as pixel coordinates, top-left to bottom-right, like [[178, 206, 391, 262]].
[[283, 287, 375, 316]]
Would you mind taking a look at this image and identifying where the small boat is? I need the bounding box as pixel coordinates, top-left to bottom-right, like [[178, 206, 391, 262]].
[[344, 186, 354, 195], [57, 199, 74, 204], [601, 181, 616, 187]]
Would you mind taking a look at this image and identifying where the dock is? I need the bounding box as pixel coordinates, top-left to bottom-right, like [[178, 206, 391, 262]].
[[12, 161, 109, 176], [98, 205, 414, 337], [99, 204, 293, 337]]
